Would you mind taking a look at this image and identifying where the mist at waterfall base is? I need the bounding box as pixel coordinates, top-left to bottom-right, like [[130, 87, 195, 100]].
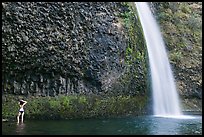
[[135, 2, 196, 119]]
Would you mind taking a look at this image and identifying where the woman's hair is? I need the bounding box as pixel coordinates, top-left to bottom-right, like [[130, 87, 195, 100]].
[[19, 100, 24, 105]]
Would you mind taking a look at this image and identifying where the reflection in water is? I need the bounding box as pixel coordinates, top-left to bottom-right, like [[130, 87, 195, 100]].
[[16, 123, 26, 135]]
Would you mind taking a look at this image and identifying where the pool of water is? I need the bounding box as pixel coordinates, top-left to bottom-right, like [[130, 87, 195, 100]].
[[2, 115, 202, 135]]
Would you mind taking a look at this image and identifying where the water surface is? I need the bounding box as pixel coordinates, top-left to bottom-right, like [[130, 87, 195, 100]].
[[2, 115, 202, 135]]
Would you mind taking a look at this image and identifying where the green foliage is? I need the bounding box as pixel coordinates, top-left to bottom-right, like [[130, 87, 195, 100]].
[[120, 2, 147, 65], [180, 3, 191, 14], [154, 2, 202, 66], [157, 12, 172, 22], [169, 51, 183, 63], [2, 94, 148, 120], [115, 2, 148, 97], [126, 46, 133, 55], [2, 95, 20, 120], [187, 14, 202, 30]]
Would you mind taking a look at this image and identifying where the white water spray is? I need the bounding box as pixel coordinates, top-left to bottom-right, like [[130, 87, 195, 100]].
[[135, 2, 183, 117]]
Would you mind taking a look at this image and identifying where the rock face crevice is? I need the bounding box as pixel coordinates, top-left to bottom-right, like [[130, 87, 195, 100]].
[[2, 2, 148, 97]]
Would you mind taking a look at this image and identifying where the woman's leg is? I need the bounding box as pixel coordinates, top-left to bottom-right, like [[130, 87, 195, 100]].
[[21, 112, 24, 123], [17, 112, 21, 123]]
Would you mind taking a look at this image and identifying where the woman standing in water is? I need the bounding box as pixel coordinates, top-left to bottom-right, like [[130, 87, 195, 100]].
[[17, 99, 27, 124]]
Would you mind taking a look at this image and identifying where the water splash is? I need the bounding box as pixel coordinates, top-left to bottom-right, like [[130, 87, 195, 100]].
[[154, 114, 197, 119], [135, 2, 183, 117]]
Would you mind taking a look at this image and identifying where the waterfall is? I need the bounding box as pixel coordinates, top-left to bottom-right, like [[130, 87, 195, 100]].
[[135, 2, 183, 117]]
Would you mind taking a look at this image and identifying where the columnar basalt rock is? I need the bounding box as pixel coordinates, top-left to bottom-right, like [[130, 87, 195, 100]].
[[2, 2, 147, 97]]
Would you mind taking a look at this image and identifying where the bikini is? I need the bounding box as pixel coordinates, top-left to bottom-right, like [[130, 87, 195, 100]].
[[19, 107, 24, 113]]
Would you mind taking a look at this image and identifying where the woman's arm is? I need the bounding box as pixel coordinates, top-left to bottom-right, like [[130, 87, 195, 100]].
[[21, 100, 27, 106]]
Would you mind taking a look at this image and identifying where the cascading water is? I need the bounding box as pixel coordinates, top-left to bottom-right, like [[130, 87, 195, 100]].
[[135, 2, 183, 117]]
